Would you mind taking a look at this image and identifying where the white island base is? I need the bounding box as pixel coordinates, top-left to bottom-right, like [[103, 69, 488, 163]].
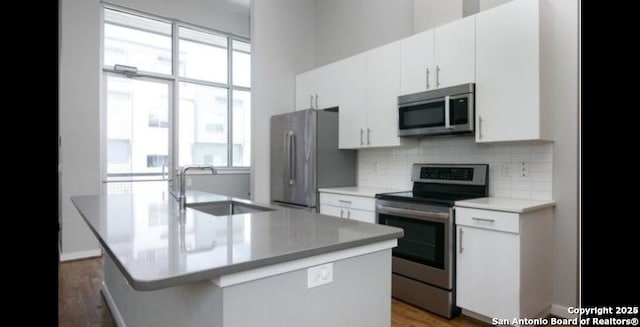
[[101, 241, 394, 327]]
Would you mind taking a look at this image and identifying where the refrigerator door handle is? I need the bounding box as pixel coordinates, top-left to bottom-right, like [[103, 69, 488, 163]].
[[285, 131, 291, 186], [289, 132, 296, 185]]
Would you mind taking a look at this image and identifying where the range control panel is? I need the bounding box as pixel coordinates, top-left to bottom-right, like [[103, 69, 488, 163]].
[[420, 167, 474, 181], [411, 164, 488, 186]]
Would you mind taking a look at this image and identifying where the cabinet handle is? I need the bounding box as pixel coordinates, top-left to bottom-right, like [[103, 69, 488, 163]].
[[310, 95, 314, 109], [436, 65, 440, 87], [426, 68, 430, 89], [444, 95, 451, 129], [472, 217, 495, 223], [338, 199, 352, 204], [340, 209, 344, 218], [360, 128, 364, 146], [478, 115, 484, 140], [367, 128, 371, 145], [459, 228, 464, 254], [315, 94, 318, 109], [347, 210, 351, 219]]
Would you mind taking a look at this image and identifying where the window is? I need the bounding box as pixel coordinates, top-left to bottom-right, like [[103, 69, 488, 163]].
[[103, 7, 251, 188], [104, 9, 172, 75]]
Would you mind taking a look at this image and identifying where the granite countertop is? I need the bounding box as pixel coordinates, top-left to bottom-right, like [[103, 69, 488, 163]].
[[71, 190, 403, 291], [318, 186, 406, 198], [455, 197, 556, 213]]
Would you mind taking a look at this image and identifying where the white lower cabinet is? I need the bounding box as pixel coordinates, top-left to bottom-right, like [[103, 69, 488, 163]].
[[455, 206, 553, 320], [319, 193, 376, 224]]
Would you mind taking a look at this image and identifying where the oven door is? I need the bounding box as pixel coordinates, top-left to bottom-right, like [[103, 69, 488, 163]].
[[398, 94, 473, 137], [377, 201, 453, 290]]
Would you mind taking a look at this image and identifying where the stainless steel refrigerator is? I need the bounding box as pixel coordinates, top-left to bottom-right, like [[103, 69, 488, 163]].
[[271, 109, 356, 211]]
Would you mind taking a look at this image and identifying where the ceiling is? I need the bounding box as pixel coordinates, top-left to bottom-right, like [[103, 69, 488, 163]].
[[218, 0, 251, 14]]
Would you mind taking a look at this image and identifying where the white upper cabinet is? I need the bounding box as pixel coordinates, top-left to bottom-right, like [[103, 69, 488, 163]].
[[295, 61, 341, 111], [337, 54, 367, 149], [365, 41, 404, 148], [475, 0, 551, 142], [434, 15, 476, 89], [400, 15, 475, 96], [400, 30, 434, 95], [295, 71, 314, 110]]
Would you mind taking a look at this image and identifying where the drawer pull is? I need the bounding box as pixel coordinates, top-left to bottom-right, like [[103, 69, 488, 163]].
[[340, 209, 344, 218], [338, 200, 352, 204], [472, 217, 495, 223]]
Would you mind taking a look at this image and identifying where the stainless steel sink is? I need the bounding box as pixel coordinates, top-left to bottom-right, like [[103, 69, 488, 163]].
[[186, 201, 275, 216]]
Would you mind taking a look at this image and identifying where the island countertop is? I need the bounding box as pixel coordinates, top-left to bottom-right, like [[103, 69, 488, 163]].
[[71, 190, 403, 291]]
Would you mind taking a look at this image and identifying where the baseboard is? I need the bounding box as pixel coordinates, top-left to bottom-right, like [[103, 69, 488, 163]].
[[550, 304, 577, 319], [101, 281, 127, 327], [59, 249, 102, 262]]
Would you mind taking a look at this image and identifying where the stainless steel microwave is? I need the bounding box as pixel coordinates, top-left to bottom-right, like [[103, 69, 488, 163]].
[[398, 83, 474, 137]]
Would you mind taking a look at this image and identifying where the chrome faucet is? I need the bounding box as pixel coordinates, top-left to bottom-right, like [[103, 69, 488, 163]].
[[178, 164, 217, 210]]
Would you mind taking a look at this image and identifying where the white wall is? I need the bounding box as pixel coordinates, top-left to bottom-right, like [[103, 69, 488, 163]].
[[540, 0, 579, 310], [480, 0, 512, 10], [107, 0, 249, 37], [59, 0, 250, 259], [60, 0, 102, 257], [414, 0, 462, 33], [313, 0, 414, 67], [250, 0, 315, 203]]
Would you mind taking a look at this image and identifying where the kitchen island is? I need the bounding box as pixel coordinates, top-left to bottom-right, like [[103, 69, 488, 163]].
[[71, 190, 402, 327]]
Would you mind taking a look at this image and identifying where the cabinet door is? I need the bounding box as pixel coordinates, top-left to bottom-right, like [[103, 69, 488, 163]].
[[337, 53, 367, 149], [475, 0, 540, 142], [434, 15, 475, 89], [314, 61, 341, 110], [400, 29, 434, 95], [320, 204, 346, 219], [456, 226, 520, 319], [295, 71, 314, 111], [366, 41, 403, 148], [345, 208, 376, 224]]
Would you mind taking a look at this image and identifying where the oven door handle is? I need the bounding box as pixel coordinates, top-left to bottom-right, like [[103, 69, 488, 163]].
[[377, 205, 449, 222]]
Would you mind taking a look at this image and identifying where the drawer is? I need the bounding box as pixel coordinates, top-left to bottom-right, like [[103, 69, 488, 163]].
[[344, 207, 376, 224], [320, 204, 376, 224], [320, 204, 343, 217], [319, 193, 375, 211], [455, 207, 519, 234]]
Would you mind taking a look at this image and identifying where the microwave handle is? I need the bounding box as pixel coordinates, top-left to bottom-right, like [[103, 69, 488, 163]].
[[444, 95, 452, 129]]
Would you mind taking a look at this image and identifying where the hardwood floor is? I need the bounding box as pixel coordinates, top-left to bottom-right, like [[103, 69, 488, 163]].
[[58, 257, 562, 327], [58, 257, 116, 327], [391, 299, 487, 327]]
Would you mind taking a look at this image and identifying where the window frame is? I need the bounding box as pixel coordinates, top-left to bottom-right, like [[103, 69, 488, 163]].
[[100, 4, 251, 182]]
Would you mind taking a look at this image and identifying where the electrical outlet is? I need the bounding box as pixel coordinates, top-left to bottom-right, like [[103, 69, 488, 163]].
[[501, 162, 511, 177], [519, 162, 529, 178], [307, 263, 333, 288]]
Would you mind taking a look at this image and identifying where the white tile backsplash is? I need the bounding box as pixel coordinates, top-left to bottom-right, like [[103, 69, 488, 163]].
[[357, 137, 553, 201]]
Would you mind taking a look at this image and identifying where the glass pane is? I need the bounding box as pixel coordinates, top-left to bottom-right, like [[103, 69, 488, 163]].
[[179, 82, 228, 166], [232, 90, 251, 166], [106, 75, 169, 179], [104, 9, 172, 75], [179, 27, 228, 83], [232, 40, 250, 87], [232, 51, 251, 87]]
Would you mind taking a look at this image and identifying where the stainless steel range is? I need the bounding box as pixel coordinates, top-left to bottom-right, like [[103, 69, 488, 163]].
[[375, 163, 488, 318]]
